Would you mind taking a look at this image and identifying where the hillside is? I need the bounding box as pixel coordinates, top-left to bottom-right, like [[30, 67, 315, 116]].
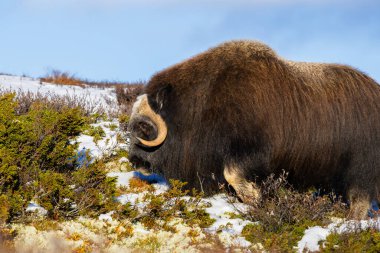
[[1, 74, 380, 253]]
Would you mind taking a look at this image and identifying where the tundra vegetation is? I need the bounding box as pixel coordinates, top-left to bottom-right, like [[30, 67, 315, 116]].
[[0, 73, 379, 252]]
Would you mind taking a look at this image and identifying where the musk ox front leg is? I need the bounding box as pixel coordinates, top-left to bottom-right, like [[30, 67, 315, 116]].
[[223, 165, 260, 203], [347, 188, 371, 220]]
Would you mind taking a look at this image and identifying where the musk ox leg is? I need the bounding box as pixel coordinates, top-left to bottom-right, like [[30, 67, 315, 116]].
[[223, 165, 260, 203], [347, 189, 370, 220]]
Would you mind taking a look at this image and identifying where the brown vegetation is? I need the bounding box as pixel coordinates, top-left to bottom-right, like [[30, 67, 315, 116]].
[[241, 172, 348, 252], [40, 69, 145, 90], [40, 70, 85, 88], [0, 89, 106, 117], [115, 83, 144, 115]]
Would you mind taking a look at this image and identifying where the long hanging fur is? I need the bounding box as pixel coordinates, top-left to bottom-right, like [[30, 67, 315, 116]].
[[128, 40, 380, 219]]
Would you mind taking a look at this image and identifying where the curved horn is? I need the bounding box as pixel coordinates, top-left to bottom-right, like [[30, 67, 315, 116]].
[[133, 95, 167, 147]]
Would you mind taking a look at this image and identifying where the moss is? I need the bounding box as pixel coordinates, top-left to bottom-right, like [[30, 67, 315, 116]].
[[242, 220, 319, 252], [224, 211, 244, 219], [134, 235, 162, 252], [89, 112, 108, 123], [106, 123, 118, 131], [73, 243, 92, 253], [0, 226, 16, 252], [31, 220, 60, 231], [114, 179, 215, 231], [116, 222, 134, 238], [320, 229, 380, 252], [118, 114, 129, 125], [0, 195, 10, 224]]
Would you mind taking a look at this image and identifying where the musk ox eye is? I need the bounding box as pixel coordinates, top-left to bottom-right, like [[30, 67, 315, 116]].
[[153, 84, 172, 111]]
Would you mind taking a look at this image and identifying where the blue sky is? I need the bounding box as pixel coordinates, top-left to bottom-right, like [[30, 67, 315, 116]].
[[0, 0, 379, 82]]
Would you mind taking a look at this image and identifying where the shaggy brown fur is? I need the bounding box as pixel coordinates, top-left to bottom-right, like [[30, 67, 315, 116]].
[[128, 40, 380, 219]]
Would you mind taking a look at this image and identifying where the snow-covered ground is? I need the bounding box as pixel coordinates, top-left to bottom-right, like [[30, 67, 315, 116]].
[[106, 170, 253, 248], [298, 217, 380, 252], [2, 74, 379, 252], [75, 120, 128, 159], [0, 74, 118, 114]]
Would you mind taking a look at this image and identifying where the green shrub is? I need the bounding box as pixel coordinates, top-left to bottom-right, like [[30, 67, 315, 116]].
[[106, 123, 118, 131], [0, 195, 10, 224], [84, 125, 106, 142], [0, 93, 116, 222], [71, 161, 117, 217], [118, 114, 130, 132]]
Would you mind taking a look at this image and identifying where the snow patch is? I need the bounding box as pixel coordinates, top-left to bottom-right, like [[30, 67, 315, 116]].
[[75, 120, 121, 159], [118, 157, 129, 163], [204, 194, 253, 247], [99, 211, 115, 222], [297, 218, 380, 252], [107, 171, 136, 187], [26, 202, 48, 216], [297, 226, 330, 252]]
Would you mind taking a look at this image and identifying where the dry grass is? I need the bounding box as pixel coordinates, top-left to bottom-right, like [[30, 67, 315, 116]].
[[40, 69, 145, 90], [3, 70, 145, 117], [239, 171, 349, 252], [128, 178, 154, 192], [38, 69, 145, 116], [40, 70, 85, 88], [243, 171, 348, 231], [0, 88, 106, 116], [0, 227, 15, 253]]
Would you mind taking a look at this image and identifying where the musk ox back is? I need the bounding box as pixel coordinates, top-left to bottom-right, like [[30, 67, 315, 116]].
[[128, 40, 380, 219]]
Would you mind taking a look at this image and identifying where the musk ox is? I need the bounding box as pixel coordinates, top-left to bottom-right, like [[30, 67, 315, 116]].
[[128, 40, 380, 219]]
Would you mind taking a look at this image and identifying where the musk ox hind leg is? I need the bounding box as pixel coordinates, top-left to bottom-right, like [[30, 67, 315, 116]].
[[223, 165, 260, 204], [345, 151, 380, 220]]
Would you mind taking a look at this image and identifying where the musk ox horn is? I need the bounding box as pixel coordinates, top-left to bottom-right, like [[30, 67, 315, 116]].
[[132, 94, 167, 147]]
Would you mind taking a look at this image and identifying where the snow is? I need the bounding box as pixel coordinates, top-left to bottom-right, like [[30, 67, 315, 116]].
[[0, 74, 118, 113], [107, 171, 136, 187], [297, 226, 330, 252], [26, 202, 48, 216], [106, 171, 253, 248], [119, 157, 129, 163], [115, 193, 141, 205], [107, 171, 169, 207], [99, 211, 115, 222], [204, 194, 253, 247], [75, 121, 122, 159], [298, 218, 380, 252]]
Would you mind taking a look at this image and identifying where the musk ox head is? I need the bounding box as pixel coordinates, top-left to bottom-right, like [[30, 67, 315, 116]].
[[128, 40, 380, 219]]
